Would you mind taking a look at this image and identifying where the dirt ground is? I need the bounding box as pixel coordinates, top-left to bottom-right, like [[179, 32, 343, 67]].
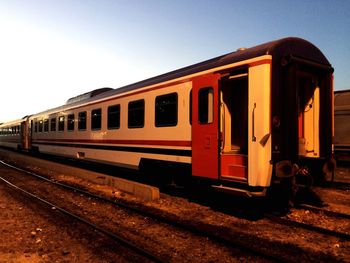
[[0, 177, 145, 263]]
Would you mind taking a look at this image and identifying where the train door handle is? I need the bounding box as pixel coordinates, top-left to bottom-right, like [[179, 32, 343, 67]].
[[252, 103, 256, 142]]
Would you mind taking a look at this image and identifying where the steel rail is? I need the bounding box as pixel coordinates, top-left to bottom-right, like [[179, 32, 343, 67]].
[[297, 204, 350, 220], [265, 213, 350, 240]]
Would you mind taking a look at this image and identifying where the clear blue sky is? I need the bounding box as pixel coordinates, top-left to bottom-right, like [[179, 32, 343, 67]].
[[0, 0, 349, 122]]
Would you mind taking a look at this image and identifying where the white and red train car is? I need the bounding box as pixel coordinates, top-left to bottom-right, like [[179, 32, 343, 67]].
[[0, 37, 335, 197]]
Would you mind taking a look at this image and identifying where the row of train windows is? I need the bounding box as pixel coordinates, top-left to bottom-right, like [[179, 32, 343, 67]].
[[34, 93, 178, 133], [2, 88, 214, 135], [0, 125, 21, 135]]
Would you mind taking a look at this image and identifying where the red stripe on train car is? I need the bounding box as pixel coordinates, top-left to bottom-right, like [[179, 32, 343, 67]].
[[34, 139, 192, 147]]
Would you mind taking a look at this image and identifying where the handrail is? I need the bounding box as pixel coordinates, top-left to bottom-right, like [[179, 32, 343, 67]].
[[220, 102, 225, 151], [252, 103, 256, 142]]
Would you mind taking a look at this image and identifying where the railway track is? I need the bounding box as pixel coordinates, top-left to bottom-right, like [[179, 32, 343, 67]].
[[265, 213, 350, 240], [297, 203, 350, 220], [0, 174, 165, 262], [1, 159, 349, 262], [322, 181, 350, 191], [0, 160, 270, 262]]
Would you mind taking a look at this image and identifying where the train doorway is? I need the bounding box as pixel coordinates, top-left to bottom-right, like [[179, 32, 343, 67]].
[[296, 71, 321, 158], [220, 71, 249, 181], [285, 62, 332, 163]]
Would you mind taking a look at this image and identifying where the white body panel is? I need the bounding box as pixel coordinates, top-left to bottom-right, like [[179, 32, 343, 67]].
[[30, 82, 192, 168]]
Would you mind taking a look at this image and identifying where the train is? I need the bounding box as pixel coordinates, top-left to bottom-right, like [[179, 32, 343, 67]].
[[334, 89, 350, 162], [0, 37, 335, 201]]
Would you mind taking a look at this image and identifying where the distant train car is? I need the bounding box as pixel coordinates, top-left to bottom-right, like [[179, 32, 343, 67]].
[[334, 89, 350, 161], [0, 37, 335, 200], [0, 116, 30, 150]]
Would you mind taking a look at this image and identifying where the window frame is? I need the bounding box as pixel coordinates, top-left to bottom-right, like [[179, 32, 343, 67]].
[[43, 119, 49, 132], [50, 117, 57, 132], [38, 120, 43, 133], [91, 108, 102, 130], [155, 92, 178, 127], [78, 111, 87, 131], [107, 104, 121, 130], [67, 114, 75, 131], [198, 87, 214, 124], [128, 99, 145, 129], [58, 116, 65, 132]]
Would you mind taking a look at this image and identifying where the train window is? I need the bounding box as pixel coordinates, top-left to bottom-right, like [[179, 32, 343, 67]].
[[34, 121, 38, 133], [43, 119, 49, 132], [50, 118, 56, 132], [78, 111, 87, 130], [58, 116, 65, 131], [108, 105, 120, 129], [198, 87, 214, 124], [91, 108, 102, 130], [38, 120, 43, 132], [155, 93, 178, 127], [67, 114, 75, 131], [128, 99, 144, 128]]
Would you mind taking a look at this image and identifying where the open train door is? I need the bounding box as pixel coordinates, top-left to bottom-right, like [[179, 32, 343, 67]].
[[247, 63, 272, 187], [192, 74, 220, 179]]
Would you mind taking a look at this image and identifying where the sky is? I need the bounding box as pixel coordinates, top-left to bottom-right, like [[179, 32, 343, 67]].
[[0, 0, 349, 123]]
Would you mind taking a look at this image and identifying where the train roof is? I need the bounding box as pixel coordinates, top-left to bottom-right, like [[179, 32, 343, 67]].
[[335, 89, 350, 108], [0, 116, 28, 128], [100, 37, 331, 98], [334, 89, 350, 95], [66, 87, 113, 105], [31, 37, 332, 117]]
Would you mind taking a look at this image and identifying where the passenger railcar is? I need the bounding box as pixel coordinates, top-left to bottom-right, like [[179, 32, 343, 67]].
[[0, 116, 30, 150], [0, 37, 335, 199], [334, 89, 350, 161]]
